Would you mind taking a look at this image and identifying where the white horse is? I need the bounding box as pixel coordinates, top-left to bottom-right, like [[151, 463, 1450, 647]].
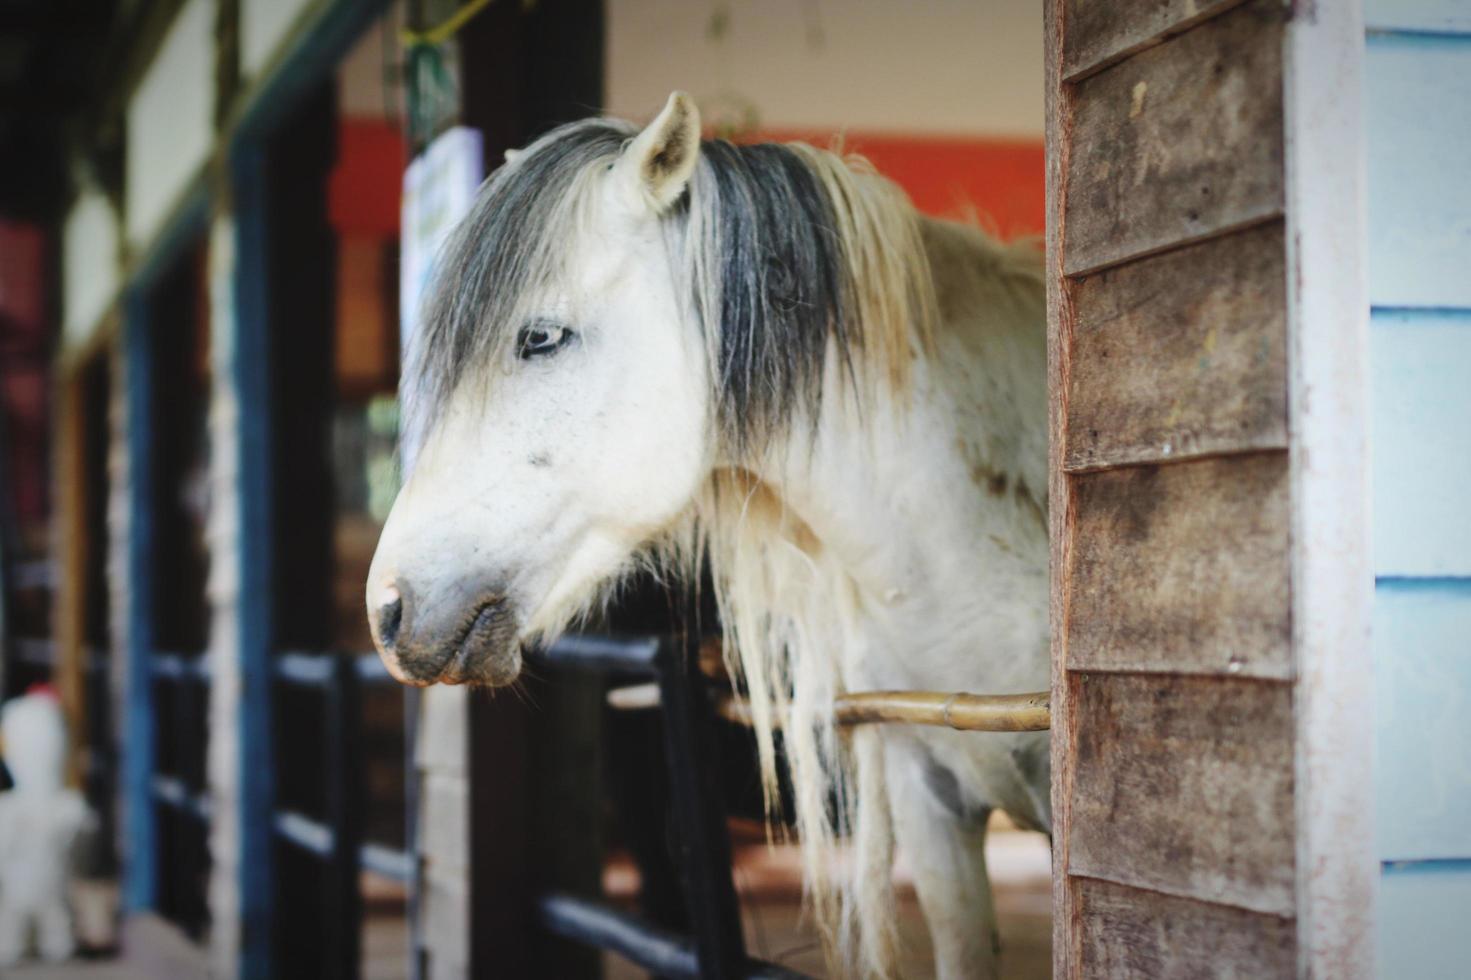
[[367, 92, 1049, 979]]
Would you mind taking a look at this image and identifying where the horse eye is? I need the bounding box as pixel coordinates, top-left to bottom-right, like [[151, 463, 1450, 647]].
[[516, 321, 572, 360]]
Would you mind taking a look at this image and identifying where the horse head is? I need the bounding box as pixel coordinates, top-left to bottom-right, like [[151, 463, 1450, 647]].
[[367, 94, 712, 686]]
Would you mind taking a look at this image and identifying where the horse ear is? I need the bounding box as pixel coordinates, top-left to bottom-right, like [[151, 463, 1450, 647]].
[[618, 91, 701, 213]]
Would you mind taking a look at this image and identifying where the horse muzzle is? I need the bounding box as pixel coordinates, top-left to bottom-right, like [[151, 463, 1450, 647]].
[[368, 578, 523, 687]]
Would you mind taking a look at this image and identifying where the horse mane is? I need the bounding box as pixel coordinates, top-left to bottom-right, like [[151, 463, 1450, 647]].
[[403, 118, 937, 467], [407, 115, 946, 978], [677, 137, 937, 458]]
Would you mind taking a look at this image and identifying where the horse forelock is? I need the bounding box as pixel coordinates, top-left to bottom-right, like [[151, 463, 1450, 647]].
[[402, 119, 633, 462], [403, 116, 936, 470], [685, 139, 937, 461]]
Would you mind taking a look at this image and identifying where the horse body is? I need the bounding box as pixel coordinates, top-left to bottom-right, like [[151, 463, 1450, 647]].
[[711, 216, 1050, 976], [368, 93, 1048, 978]]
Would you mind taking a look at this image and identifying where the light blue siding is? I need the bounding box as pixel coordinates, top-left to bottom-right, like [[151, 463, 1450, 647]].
[[1368, 16, 1471, 976], [1366, 0, 1471, 34], [1374, 583, 1471, 862], [1370, 310, 1471, 577], [1379, 862, 1471, 980], [1365, 35, 1471, 308]]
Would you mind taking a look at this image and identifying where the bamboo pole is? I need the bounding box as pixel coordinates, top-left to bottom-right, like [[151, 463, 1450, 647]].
[[606, 683, 1051, 732]]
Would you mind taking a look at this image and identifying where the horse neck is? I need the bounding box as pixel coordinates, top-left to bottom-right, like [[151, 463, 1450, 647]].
[[730, 217, 1049, 687]]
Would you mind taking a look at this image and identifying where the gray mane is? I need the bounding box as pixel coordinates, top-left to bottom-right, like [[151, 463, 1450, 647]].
[[404, 117, 931, 464]]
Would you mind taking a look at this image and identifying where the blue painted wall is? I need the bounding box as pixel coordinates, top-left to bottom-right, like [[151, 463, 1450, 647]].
[[1366, 7, 1471, 977]]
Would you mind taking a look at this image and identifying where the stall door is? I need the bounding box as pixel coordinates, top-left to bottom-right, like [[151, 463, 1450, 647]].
[[1045, 1, 1374, 975]]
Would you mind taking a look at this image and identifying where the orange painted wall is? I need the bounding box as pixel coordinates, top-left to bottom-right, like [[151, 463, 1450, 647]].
[[328, 119, 407, 238], [328, 119, 1044, 242], [754, 130, 1045, 239]]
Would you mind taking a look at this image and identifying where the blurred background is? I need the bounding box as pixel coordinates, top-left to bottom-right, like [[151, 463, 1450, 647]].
[[0, 1, 1047, 977]]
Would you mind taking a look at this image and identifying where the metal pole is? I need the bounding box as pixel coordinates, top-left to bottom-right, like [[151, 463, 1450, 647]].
[[325, 652, 365, 980], [654, 600, 748, 980]]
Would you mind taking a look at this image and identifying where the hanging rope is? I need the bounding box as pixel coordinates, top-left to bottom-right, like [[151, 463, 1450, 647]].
[[400, 0, 535, 49]]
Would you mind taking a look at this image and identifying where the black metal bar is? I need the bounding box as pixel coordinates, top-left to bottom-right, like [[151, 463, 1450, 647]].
[[655, 615, 748, 980], [276, 649, 398, 683], [538, 894, 699, 978], [12, 637, 53, 667], [325, 652, 364, 980], [275, 650, 335, 685], [11, 557, 53, 590], [354, 653, 394, 682], [534, 633, 662, 676], [275, 809, 334, 856], [402, 683, 423, 980], [151, 775, 211, 821], [359, 842, 414, 882], [174, 650, 206, 931], [151, 651, 211, 681], [273, 809, 412, 883], [536, 894, 809, 980]]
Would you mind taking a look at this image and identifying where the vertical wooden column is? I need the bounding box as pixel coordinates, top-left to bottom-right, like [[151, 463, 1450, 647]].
[[1045, 0, 1373, 975], [52, 367, 87, 785], [1281, 1, 1375, 972]]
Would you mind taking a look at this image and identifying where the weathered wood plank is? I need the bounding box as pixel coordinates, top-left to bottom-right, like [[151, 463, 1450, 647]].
[[1068, 672, 1297, 914], [1074, 876, 1296, 978], [1371, 310, 1471, 577], [418, 772, 469, 871], [1373, 583, 1471, 862], [1066, 453, 1291, 679], [1284, 5, 1379, 972], [414, 684, 468, 773], [1063, 0, 1285, 276], [1062, 0, 1247, 81], [1065, 222, 1288, 471], [421, 866, 470, 974], [1366, 36, 1471, 308], [1043, 0, 1078, 975]]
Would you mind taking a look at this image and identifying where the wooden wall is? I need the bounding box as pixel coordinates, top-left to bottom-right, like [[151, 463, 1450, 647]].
[[1046, 0, 1373, 974], [1364, 2, 1471, 975]]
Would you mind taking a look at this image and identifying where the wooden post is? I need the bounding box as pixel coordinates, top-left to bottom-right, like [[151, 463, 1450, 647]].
[[1282, 0, 1376, 972], [1045, 0, 1373, 974], [52, 368, 87, 787]]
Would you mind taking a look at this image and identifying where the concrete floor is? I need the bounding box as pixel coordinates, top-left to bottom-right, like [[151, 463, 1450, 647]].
[[7, 831, 1049, 979], [5, 913, 208, 980], [5, 961, 162, 980], [3, 883, 412, 980]]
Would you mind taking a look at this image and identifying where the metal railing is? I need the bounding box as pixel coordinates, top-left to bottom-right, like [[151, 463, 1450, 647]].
[[147, 649, 211, 936], [273, 649, 413, 979], [531, 627, 1050, 978], [530, 631, 806, 979]]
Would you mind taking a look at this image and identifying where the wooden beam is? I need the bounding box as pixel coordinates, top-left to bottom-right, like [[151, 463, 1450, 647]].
[[1282, 0, 1376, 973]]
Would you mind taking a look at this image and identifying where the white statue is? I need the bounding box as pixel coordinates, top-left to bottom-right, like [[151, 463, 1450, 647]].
[[0, 687, 93, 965]]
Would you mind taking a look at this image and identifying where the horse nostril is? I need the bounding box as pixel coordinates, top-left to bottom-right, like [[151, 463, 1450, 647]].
[[377, 593, 403, 649]]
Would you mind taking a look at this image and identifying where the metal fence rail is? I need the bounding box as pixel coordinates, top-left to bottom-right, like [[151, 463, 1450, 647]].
[[533, 626, 813, 979], [532, 623, 1053, 978], [273, 650, 413, 980], [537, 893, 807, 980]]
